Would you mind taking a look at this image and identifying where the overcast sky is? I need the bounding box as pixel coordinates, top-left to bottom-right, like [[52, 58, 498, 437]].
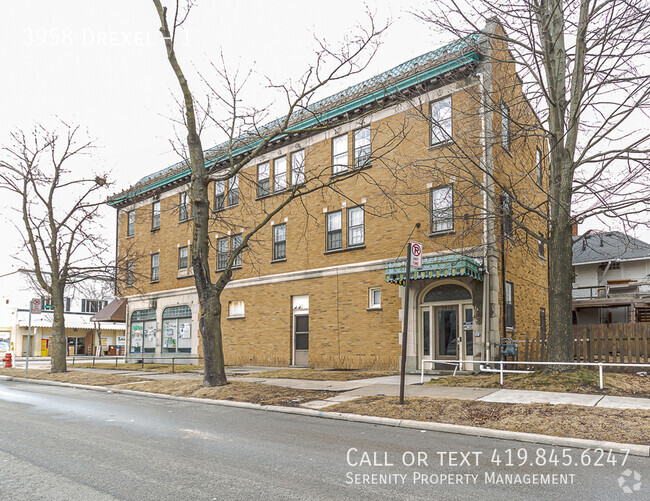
[[0, 1, 642, 280]]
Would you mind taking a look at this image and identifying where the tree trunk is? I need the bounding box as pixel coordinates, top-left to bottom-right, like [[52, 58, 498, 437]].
[[199, 289, 227, 386], [50, 282, 67, 373]]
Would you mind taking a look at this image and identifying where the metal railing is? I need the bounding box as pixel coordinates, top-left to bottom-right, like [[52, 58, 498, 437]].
[[68, 355, 204, 373], [420, 358, 650, 389], [572, 282, 650, 300]]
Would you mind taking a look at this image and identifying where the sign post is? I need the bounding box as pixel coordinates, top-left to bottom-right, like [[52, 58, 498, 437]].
[[26, 298, 42, 374], [399, 242, 422, 404]]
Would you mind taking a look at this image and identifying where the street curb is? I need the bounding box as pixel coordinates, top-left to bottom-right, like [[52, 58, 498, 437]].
[[2, 375, 648, 457]]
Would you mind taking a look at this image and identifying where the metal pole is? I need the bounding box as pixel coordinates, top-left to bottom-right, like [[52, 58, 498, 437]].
[[25, 307, 32, 375], [172, 358, 175, 374], [399, 243, 412, 405], [499, 360, 504, 386], [599, 363, 604, 390]]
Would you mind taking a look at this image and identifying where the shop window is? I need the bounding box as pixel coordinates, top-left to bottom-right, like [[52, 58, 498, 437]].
[[162, 305, 192, 353], [130, 309, 156, 354]]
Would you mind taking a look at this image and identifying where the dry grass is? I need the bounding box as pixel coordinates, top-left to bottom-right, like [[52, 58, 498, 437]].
[[0, 368, 143, 386], [114, 379, 336, 406], [426, 369, 650, 398], [326, 396, 650, 445], [233, 369, 396, 381], [71, 363, 202, 373]]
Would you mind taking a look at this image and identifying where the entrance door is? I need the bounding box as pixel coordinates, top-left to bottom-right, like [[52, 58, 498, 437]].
[[293, 314, 309, 366], [436, 305, 458, 358]]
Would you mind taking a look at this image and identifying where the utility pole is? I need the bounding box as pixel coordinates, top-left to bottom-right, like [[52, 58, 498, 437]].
[[399, 242, 412, 405]]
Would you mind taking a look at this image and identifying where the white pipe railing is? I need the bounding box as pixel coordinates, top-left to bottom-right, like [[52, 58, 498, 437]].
[[420, 358, 650, 389]]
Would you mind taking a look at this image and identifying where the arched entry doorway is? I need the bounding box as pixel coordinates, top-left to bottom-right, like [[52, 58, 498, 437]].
[[418, 281, 473, 364]]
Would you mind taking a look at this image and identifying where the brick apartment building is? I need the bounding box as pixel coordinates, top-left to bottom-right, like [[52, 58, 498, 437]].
[[109, 22, 549, 370]]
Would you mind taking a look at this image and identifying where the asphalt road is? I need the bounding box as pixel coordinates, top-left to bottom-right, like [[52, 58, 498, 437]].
[[0, 381, 647, 501]]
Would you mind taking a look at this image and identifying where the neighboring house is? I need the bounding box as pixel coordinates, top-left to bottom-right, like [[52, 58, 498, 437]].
[[108, 22, 549, 370], [572, 231, 650, 324], [0, 269, 125, 357]]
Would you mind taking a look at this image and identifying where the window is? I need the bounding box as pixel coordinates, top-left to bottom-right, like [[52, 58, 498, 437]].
[[81, 299, 104, 313], [536, 148, 542, 186], [347, 206, 365, 247], [257, 161, 270, 197], [430, 96, 452, 145], [291, 150, 305, 185], [353, 127, 371, 168], [179, 192, 189, 221], [540, 308, 546, 340], [65, 297, 71, 312], [501, 103, 510, 151], [214, 180, 225, 210], [217, 237, 228, 270], [326, 211, 342, 251], [228, 174, 239, 206], [130, 309, 156, 354], [127, 210, 135, 236], [228, 300, 245, 318], [273, 223, 286, 261], [231, 234, 242, 268], [274, 157, 287, 192], [162, 305, 192, 353], [151, 253, 159, 281], [41, 296, 53, 311], [430, 185, 453, 233], [152, 201, 160, 229], [178, 246, 188, 270], [502, 192, 513, 236], [505, 281, 515, 329], [369, 287, 381, 309], [538, 233, 545, 258], [126, 259, 134, 287], [332, 134, 348, 174]]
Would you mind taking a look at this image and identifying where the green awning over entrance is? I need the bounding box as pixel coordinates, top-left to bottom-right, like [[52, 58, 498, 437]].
[[385, 254, 483, 285]]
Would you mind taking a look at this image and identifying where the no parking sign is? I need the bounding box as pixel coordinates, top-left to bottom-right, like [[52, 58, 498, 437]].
[[410, 241, 422, 269]]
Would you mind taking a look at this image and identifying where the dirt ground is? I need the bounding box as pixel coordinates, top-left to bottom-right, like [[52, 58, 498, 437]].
[[114, 379, 337, 406], [0, 368, 143, 386], [232, 369, 396, 381], [326, 396, 650, 445], [427, 369, 650, 398]]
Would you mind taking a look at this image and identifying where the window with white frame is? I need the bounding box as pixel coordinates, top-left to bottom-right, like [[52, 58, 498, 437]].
[[501, 103, 510, 151], [430, 96, 452, 145], [326, 211, 342, 251], [81, 299, 107, 313], [505, 281, 515, 328], [347, 206, 365, 247], [257, 161, 270, 197], [127, 210, 135, 236], [274, 156, 287, 191], [536, 148, 542, 186], [179, 192, 189, 221], [369, 287, 381, 309], [332, 134, 348, 174], [291, 150, 305, 185], [538, 233, 545, 258], [178, 246, 188, 270], [273, 223, 286, 261], [231, 233, 242, 267], [228, 174, 239, 206], [430, 185, 454, 233], [217, 237, 228, 270], [214, 180, 225, 210], [151, 253, 159, 281], [152, 201, 160, 229], [353, 127, 371, 168], [228, 300, 245, 318]]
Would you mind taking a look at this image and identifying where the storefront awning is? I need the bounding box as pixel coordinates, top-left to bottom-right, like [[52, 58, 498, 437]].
[[90, 298, 126, 323], [385, 254, 483, 285], [17, 311, 126, 331]]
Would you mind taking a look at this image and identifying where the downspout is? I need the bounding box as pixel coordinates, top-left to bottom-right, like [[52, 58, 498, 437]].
[[478, 71, 489, 361], [114, 208, 119, 296]]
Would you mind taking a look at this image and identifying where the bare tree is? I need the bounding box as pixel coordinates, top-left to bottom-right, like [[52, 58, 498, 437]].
[[414, 1, 650, 366], [150, 1, 395, 386], [0, 123, 114, 372]]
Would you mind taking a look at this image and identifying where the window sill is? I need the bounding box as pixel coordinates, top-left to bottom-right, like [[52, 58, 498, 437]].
[[428, 229, 455, 238], [126, 234, 134, 239], [179, 218, 191, 225], [271, 258, 287, 264], [150, 280, 159, 284], [428, 140, 453, 150], [227, 315, 245, 320], [324, 245, 366, 255], [366, 306, 382, 311], [177, 273, 193, 280], [329, 164, 371, 179], [216, 266, 242, 273], [151, 227, 160, 233]]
